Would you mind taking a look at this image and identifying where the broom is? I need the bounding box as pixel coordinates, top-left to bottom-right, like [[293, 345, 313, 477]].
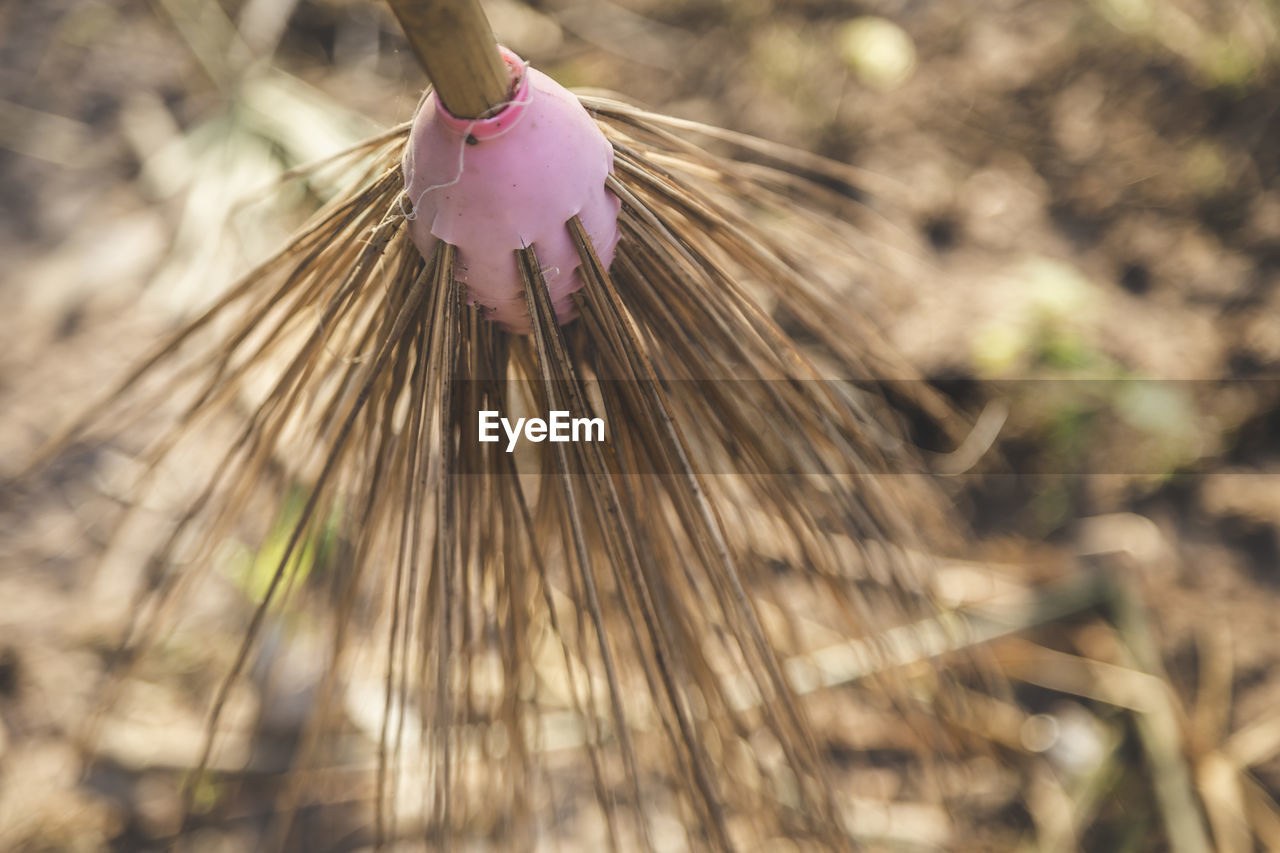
[[45, 0, 974, 848]]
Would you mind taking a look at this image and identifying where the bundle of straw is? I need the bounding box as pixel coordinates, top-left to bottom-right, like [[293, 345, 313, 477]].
[[43, 1, 973, 849]]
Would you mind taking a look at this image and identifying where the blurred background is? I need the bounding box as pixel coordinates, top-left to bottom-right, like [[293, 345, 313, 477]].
[[2, 0, 1280, 850]]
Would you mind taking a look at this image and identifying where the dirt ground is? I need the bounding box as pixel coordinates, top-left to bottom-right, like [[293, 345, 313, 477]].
[[2, 0, 1280, 850]]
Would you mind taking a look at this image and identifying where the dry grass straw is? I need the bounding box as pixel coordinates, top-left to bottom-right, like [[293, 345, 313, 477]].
[[40, 92, 979, 850]]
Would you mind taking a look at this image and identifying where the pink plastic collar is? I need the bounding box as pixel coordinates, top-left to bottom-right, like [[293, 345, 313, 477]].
[[402, 47, 621, 333], [433, 48, 531, 140]]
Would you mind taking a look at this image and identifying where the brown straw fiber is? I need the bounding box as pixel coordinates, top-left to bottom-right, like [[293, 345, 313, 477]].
[[42, 87, 975, 851]]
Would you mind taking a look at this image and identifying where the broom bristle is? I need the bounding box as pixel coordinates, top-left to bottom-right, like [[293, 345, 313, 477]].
[[48, 91, 972, 850]]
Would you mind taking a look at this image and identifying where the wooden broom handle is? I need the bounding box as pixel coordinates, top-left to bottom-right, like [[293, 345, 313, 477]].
[[385, 0, 512, 119]]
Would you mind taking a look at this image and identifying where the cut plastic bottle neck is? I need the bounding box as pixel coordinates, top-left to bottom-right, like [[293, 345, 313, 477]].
[[433, 47, 530, 141]]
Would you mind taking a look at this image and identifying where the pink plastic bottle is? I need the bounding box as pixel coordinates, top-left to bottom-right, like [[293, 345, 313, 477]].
[[402, 47, 622, 334]]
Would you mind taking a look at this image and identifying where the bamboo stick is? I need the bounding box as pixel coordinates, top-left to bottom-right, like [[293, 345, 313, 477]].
[[385, 0, 511, 119]]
